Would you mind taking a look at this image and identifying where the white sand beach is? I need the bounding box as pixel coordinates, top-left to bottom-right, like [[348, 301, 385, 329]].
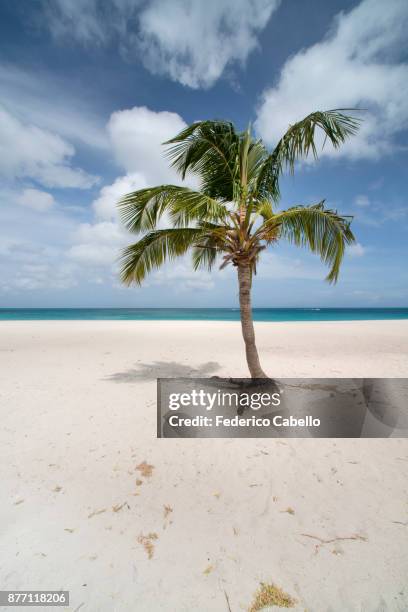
[[1, 320, 408, 611]]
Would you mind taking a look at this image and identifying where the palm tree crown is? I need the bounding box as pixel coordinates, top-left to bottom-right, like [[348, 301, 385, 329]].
[[119, 111, 357, 285]]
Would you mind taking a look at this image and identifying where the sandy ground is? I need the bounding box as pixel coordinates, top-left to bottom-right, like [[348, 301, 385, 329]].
[[0, 320, 408, 612]]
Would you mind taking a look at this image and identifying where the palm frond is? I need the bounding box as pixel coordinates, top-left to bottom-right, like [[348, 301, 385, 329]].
[[252, 199, 274, 222], [258, 201, 355, 282], [192, 238, 220, 271], [164, 120, 239, 201], [170, 192, 230, 227], [246, 140, 269, 184], [118, 185, 229, 233], [119, 228, 205, 285], [272, 109, 361, 173], [250, 148, 281, 204]]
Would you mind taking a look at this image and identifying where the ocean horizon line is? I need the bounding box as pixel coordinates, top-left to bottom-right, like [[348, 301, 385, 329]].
[[1, 307, 408, 322], [1, 306, 408, 310]]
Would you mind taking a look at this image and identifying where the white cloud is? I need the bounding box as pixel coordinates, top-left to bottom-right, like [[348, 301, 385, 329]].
[[67, 220, 126, 267], [74, 221, 124, 246], [137, 0, 280, 88], [92, 173, 147, 222], [12, 262, 77, 291], [0, 106, 98, 188], [42, 0, 280, 89], [0, 239, 78, 293], [68, 106, 190, 270], [0, 189, 86, 295], [255, 0, 408, 160], [107, 106, 187, 182], [355, 194, 370, 207], [347, 242, 366, 257], [67, 240, 121, 267], [17, 188, 55, 212]]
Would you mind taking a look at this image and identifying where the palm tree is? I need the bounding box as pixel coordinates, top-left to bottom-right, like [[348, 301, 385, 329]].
[[118, 110, 358, 378]]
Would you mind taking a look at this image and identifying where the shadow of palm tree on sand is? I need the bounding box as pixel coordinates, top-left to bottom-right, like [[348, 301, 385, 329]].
[[104, 360, 221, 383]]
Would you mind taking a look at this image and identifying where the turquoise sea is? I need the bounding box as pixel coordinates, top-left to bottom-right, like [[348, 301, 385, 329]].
[[1, 308, 408, 321]]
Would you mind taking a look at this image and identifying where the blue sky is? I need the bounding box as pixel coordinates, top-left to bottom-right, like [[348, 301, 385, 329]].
[[0, 0, 407, 308]]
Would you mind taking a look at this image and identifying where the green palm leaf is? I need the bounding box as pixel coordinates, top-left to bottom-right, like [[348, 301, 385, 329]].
[[272, 109, 361, 173], [254, 110, 361, 199], [164, 120, 240, 201], [119, 228, 206, 285], [119, 185, 230, 233], [258, 202, 355, 282], [191, 221, 231, 271]]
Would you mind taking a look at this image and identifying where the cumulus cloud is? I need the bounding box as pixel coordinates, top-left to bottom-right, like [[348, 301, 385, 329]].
[[255, 0, 408, 160], [42, 0, 279, 88], [0, 106, 98, 188], [17, 188, 55, 212], [107, 106, 188, 182]]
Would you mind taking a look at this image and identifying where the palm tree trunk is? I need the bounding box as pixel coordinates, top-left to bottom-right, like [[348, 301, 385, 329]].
[[237, 264, 267, 378]]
